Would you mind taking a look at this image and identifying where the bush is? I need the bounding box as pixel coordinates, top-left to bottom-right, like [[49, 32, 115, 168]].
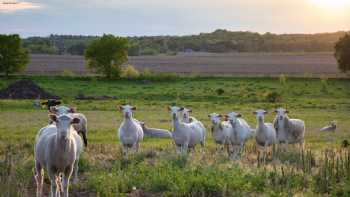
[[121, 65, 140, 79], [61, 69, 75, 77], [264, 91, 282, 103], [216, 88, 225, 95]]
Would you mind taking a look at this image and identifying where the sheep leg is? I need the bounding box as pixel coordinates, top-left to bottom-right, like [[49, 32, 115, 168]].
[[263, 142, 268, 164], [183, 143, 189, 155], [34, 162, 44, 197], [62, 165, 74, 197], [73, 157, 79, 183], [135, 142, 140, 153], [123, 146, 128, 159], [48, 170, 59, 197], [200, 141, 205, 154], [176, 145, 182, 154]]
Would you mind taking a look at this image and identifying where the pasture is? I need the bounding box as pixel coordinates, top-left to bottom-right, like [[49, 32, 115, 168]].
[[0, 76, 350, 196]]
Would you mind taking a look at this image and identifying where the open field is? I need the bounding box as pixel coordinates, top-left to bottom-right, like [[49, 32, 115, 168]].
[[26, 52, 344, 77], [1, 76, 350, 196]]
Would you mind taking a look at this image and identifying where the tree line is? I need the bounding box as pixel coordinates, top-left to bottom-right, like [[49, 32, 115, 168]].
[[22, 29, 349, 56]]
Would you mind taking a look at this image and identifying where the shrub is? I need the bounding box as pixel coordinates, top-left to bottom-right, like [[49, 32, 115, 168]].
[[216, 88, 225, 95], [61, 69, 75, 77], [264, 91, 282, 103], [121, 65, 140, 79]]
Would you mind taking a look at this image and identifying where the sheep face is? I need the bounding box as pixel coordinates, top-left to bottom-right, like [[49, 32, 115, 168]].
[[180, 107, 192, 121], [49, 114, 80, 140], [226, 112, 242, 124], [275, 108, 289, 121], [168, 106, 182, 120], [119, 105, 136, 119], [254, 110, 267, 122], [208, 113, 222, 125]]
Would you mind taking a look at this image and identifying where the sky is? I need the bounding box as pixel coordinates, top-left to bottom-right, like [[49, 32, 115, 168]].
[[0, 0, 349, 37]]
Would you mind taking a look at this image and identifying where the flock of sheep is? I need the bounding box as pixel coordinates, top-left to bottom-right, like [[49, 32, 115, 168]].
[[33, 100, 306, 197]]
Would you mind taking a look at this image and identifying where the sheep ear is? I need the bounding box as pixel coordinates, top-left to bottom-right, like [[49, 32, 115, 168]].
[[132, 106, 137, 110], [188, 109, 192, 112], [264, 111, 268, 114], [49, 114, 58, 122], [119, 106, 124, 111], [179, 107, 184, 111], [167, 106, 171, 111], [274, 110, 278, 113], [49, 106, 58, 113], [41, 101, 48, 106], [218, 114, 223, 117], [55, 101, 61, 105], [68, 107, 76, 113], [253, 112, 257, 115], [71, 118, 80, 124], [285, 110, 289, 113], [208, 114, 211, 118], [237, 113, 242, 117]]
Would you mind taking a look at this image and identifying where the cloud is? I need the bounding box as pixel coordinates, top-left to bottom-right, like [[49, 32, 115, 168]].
[[0, 1, 42, 13]]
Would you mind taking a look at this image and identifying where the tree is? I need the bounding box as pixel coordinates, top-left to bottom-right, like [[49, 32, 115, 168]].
[[334, 34, 350, 73], [84, 34, 128, 78], [0, 34, 29, 77]]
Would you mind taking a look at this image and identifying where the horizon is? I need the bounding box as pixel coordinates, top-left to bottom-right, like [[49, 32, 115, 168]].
[[1, 0, 350, 37], [15, 29, 350, 39]]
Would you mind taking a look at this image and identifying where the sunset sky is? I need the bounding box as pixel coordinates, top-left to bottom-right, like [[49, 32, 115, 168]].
[[0, 0, 349, 37]]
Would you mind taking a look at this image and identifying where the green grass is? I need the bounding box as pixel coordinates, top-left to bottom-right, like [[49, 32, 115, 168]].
[[0, 76, 350, 196]]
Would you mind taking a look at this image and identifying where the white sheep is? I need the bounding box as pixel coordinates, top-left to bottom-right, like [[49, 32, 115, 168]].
[[226, 112, 253, 158], [168, 106, 205, 154], [208, 113, 233, 155], [139, 122, 172, 138], [34, 114, 83, 197], [273, 108, 305, 151], [50, 106, 88, 147], [320, 121, 337, 132], [254, 109, 277, 163], [118, 105, 144, 157], [179, 107, 206, 150]]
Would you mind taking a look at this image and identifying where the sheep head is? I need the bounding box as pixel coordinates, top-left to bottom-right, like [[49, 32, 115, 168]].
[[119, 105, 136, 119]]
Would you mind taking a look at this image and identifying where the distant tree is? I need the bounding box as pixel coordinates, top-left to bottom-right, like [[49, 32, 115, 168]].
[[0, 34, 29, 77], [67, 42, 86, 55], [84, 34, 128, 78], [334, 34, 350, 73]]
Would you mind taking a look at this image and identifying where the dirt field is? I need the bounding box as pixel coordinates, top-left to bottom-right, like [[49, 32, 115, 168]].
[[26, 52, 341, 77]]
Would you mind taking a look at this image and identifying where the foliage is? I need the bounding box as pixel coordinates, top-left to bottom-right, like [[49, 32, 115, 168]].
[[21, 30, 349, 56], [264, 91, 282, 103], [121, 65, 140, 79], [334, 34, 350, 72], [84, 34, 128, 78], [0, 34, 29, 76], [215, 88, 225, 95]]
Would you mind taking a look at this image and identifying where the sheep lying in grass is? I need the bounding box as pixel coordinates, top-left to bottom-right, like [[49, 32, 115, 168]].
[[139, 122, 172, 138], [320, 121, 337, 132], [118, 105, 144, 157], [169, 106, 205, 154], [273, 108, 305, 151], [226, 112, 253, 158], [254, 109, 277, 163], [208, 113, 233, 155], [50, 106, 88, 147], [179, 107, 206, 149], [34, 114, 83, 197]]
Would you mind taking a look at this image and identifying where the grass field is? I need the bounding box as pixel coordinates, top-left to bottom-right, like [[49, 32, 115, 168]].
[[1, 76, 350, 196]]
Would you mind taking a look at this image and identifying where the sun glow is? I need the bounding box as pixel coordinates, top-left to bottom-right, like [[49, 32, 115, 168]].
[[309, 0, 350, 9]]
